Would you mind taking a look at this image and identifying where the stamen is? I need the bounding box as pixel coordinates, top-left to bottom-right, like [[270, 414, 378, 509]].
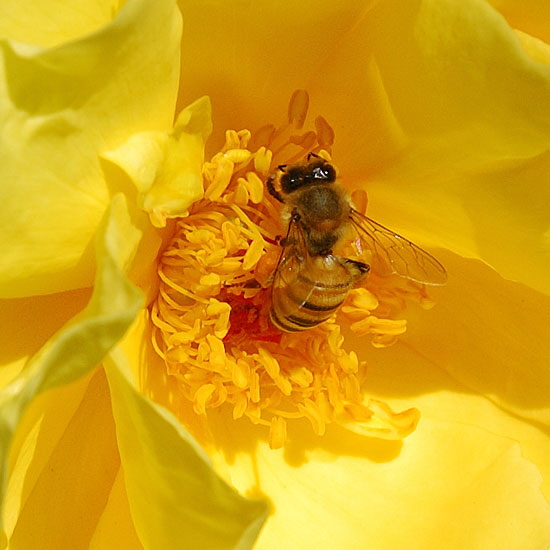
[[150, 90, 425, 448], [288, 89, 309, 129], [315, 116, 335, 148]]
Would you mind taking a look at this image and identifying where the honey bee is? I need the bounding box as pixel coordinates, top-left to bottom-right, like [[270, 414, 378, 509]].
[[266, 153, 447, 332]]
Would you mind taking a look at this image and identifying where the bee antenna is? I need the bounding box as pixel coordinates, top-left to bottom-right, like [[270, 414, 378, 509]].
[[278, 164, 288, 171], [307, 152, 320, 161]]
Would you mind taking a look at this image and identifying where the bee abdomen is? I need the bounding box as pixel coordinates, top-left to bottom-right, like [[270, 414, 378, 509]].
[[269, 275, 350, 332]]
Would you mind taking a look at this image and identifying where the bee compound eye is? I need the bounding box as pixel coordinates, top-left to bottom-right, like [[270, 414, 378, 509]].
[[281, 169, 305, 193], [312, 163, 336, 182]]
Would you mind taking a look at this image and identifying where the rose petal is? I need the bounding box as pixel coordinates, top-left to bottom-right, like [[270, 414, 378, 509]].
[[515, 29, 550, 64], [90, 468, 142, 548], [0, 0, 182, 297], [387, 250, 550, 429], [356, 0, 550, 293], [103, 96, 212, 228], [365, 0, 550, 173], [0, 0, 119, 47], [5, 369, 120, 547], [207, 411, 550, 549], [489, 1, 550, 43], [361, 323, 550, 502], [0, 195, 143, 531], [103, 345, 268, 549], [365, 149, 550, 295], [176, 1, 380, 142], [0, 287, 91, 391]]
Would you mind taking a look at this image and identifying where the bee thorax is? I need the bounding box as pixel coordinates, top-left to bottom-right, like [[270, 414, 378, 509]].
[[304, 228, 339, 256], [297, 185, 348, 226]]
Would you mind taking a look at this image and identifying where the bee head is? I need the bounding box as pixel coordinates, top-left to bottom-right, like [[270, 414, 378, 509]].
[[279, 156, 336, 195]]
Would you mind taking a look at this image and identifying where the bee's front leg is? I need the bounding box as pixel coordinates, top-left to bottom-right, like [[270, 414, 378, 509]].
[[344, 258, 370, 283]]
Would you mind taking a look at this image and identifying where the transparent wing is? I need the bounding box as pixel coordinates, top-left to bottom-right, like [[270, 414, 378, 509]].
[[349, 208, 447, 285], [272, 216, 317, 309]]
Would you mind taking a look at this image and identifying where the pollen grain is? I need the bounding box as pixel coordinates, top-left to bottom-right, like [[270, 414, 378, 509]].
[[150, 91, 422, 449]]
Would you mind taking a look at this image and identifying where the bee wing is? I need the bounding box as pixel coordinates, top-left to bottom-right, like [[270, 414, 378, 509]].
[[272, 215, 316, 307], [349, 208, 447, 285], [272, 217, 354, 330]]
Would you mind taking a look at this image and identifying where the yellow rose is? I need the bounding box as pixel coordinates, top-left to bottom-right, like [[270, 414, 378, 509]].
[[1, 0, 550, 548]]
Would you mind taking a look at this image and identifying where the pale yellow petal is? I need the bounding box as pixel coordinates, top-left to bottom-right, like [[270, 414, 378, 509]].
[[0, 0, 119, 48], [3, 372, 91, 540], [103, 96, 212, 228], [386, 250, 550, 429], [207, 411, 550, 549], [362, 0, 550, 174], [365, 149, 550, 296], [0, 287, 91, 391], [489, 0, 550, 43], [361, 328, 550, 502], [0, 0, 182, 297], [354, 0, 550, 293], [515, 29, 550, 64], [6, 369, 120, 548], [90, 468, 142, 550], [104, 346, 268, 549], [0, 195, 143, 530]]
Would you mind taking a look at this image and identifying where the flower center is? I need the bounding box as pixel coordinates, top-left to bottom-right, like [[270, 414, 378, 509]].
[[150, 91, 428, 448]]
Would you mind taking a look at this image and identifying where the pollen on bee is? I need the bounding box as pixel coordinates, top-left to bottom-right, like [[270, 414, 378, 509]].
[[150, 90, 425, 449]]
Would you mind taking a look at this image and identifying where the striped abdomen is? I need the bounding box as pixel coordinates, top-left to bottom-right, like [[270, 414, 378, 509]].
[[269, 255, 366, 332]]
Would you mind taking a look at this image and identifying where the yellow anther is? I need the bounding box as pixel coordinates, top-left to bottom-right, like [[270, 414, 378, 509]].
[[194, 384, 216, 415], [315, 116, 335, 147], [288, 89, 309, 128], [204, 156, 234, 201], [150, 90, 424, 449]]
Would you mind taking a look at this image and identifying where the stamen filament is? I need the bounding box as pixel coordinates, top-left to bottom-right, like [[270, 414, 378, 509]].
[[150, 91, 426, 448]]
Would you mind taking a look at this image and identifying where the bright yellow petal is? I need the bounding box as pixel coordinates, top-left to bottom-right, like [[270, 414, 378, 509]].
[[364, 0, 550, 171], [515, 29, 550, 65], [365, 148, 550, 296], [5, 369, 120, 548], [103, 346, 268, 549], [0, 0, 119, 48], [489, 0, 550, 43], [175, 0, 550, 295], [0, 194, 143, 531], [176, 0, 380, 144], [359, 320, 550, 502], [388, 250, 550, 430], [90, 468, 142, 550], [3, 370, 91, 541], [0, 287, 91, 391], [0, 0, 182, 298], [207, 411, 550, 549], [177, 0, 550, 171], [103, 96, 212, 228], [354, 0, 550, 295]]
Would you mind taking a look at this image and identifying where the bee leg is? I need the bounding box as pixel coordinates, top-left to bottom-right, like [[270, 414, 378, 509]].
[[344, 259, 370, 282], [279, 211, 301, 247], [279, 236, 292, 247], [223, 278, 262, 290], [266, 176, 284, 203]]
